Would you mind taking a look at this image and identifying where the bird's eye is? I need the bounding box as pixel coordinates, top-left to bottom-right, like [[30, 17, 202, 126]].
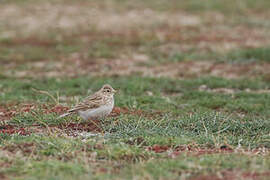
[[107, 89, 110, 93]]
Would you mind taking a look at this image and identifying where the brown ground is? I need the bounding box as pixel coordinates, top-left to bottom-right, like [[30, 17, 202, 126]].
[[1, 2, 270, 79]]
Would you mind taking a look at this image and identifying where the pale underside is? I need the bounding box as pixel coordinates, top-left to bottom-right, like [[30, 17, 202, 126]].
[[78, 103, 114, 120]]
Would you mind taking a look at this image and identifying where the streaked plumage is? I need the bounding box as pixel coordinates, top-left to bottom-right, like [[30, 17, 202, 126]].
[[58, 84, 116, 120]]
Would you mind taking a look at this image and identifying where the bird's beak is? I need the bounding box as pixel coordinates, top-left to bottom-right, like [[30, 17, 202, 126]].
[[112, 89, 117, 93]]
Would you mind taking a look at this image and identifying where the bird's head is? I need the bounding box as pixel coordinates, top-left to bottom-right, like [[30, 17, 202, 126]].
[[100, 84, 117, 97]]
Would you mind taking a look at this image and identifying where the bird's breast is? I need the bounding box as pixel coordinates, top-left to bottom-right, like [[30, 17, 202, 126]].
[[78, 103, 114, 120]]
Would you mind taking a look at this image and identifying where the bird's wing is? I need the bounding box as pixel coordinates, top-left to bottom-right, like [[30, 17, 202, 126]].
[[68, 93, 104, 113]]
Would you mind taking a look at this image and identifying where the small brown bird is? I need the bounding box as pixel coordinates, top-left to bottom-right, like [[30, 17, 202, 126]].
[[58, 84, 116, 120]]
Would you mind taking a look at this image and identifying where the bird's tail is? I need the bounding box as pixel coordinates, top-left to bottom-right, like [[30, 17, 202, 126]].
[[57, 112, 72, 119]]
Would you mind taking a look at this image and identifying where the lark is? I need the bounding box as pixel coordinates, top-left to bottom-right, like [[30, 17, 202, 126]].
[[58, 84, 116, 120]]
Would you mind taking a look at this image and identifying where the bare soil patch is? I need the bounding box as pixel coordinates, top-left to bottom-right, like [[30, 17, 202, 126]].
[[94, 60, 270, 79], [0, 106, 16, 122], [147, 144, 268, 157], [0, 173, 8, 180], [0, 125, 31, 136], [58, 121, 103, 135], [1, 2, 270, 79]]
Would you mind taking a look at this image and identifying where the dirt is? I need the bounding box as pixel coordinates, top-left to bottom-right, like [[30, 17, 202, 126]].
[[147, 144, 268, 157], [58, 121, 103, 135], [0, 106, 16, 121], [0, 105, 145, 136], [1, 2, 270, 79], [110, 107, 144, 117], [43, 104, 69, 114], [0, 125, 31, 136], [0, 104, 69, 122], [0, 173, 7, 180], [148, 144, 234, 155], [242, 172, 270, 179]]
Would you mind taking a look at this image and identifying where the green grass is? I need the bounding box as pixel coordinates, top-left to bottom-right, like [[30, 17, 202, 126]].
[[219, 47, 270, 63], [1, 134, 269, 179], [118, 154, 270, 179], [1, 0, 270, 179], [6, 108, 270, 148], [1, 76, 269, 147], [1, 76, 270, 116], [1, 76, 269, 179], [1, 76, 270, 114]]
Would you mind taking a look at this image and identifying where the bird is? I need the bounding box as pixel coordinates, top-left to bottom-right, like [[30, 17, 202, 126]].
[[58, 84, 116, 121]]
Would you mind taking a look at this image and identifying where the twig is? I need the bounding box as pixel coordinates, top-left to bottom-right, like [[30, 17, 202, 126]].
[[202, 121, 208, 137], [31, 111, 53, 136], [32, 88, 59, 105]]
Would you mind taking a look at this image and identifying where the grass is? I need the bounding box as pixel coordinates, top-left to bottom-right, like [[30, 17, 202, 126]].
[[119, 154, 270, 179], [1, 76, 269, 179], [1, 0, 270, 179], [221, 47, 270, 63], [1, 76, 270, 146]]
